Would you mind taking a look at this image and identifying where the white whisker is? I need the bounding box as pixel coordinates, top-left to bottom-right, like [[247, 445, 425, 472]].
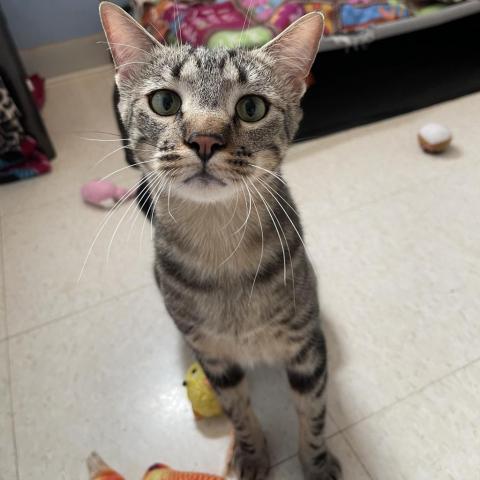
[[171, 0, 182, 46], [127, 171, 166, 242], [252, 178, 296, 309], [248, 163, 287, 185], [247, 178, 287, 285], [256, 175, 299, 217], [144, 21, 166, 44], [78, 170, 157, 282], [259, 178, 307, 254], [167, 172, 178, 222], [106, 171, 161, 262], [98, 159, 158, 181], [79, 136, 130, 143], [115, 61, 150, 69], [97, 40, 155, 57], [247, 181, 264, 302], [220, 182, 240, 230], [218, 182, 250, 268], [234, 178, 252, 234], [90, 142, 155, 170], [92, 143, 133, 168], [238, 0, 255, 48], [144, 171, 171, 242], [75, 130, 122, 138]]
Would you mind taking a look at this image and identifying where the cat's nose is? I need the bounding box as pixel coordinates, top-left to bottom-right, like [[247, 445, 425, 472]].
[[186, 133, 225, 163]]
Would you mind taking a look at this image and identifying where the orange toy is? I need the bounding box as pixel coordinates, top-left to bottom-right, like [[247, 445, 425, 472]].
[[87, 452, 224, 480]]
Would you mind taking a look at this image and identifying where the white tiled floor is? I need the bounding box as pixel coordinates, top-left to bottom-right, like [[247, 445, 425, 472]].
[[0, 66, 479, 480], [0, 342, 17, 480], [0, 220, 6, 342]]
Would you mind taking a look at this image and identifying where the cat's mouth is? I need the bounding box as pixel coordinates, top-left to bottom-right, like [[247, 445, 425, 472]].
[[183, 171, 226, 187]]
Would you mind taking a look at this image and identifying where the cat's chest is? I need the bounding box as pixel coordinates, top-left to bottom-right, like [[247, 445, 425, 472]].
[[158, 270, 283, 353], [155, 197, 269, 270], [195, 320, 290, 366], [166, 289, 295, 365], [156, 220, 266, 281]]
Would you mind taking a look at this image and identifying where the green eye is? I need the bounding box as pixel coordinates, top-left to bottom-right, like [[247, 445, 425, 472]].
[[150, 89, 182, 116], [236, 95, 267, 122]]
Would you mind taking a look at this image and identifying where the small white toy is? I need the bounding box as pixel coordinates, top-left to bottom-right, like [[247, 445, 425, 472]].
[[418, 123, 452, 154]]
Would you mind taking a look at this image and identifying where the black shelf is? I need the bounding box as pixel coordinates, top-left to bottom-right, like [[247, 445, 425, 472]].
[[296, 11, 480, 141], [0, 5, 55, 159]]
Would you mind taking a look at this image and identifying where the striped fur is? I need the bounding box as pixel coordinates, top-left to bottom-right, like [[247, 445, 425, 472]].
[[100, 3, 341, 479]]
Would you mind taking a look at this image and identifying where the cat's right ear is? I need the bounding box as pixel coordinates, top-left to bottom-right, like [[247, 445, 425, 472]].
[[99, 2, 161, 84], [260, 12, 324, 95]]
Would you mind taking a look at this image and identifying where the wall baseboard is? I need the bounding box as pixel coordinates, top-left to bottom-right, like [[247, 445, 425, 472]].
[[20, 32, 111, 79]]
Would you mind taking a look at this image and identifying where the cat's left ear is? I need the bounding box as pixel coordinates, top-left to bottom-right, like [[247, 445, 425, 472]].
[[260, 12, 324, 94], [99, 1, 161, 84]]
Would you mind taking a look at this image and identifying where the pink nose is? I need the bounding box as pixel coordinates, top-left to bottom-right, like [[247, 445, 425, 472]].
[[186, 133, 225, 163]]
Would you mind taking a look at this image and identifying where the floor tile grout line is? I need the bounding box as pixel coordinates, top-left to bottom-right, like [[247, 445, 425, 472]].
[[339, 431, 375, 480], [305, 156, 480, 228], [327, 412, 340, 434], [268, 429, 341, 470], [1, 216, 21, 480], [336, 350, 480, 480], [2, 128, 479, 222], [5, 340, 20, 480], [271, 453, 297, 469], [335, 351, 480, 436], [6, 281, 154, 342]]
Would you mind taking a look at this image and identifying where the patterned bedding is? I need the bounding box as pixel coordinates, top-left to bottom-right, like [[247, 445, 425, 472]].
[[132, 0, 410, 47]]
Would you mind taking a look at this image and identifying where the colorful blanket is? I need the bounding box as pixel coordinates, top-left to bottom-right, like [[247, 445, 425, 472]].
[[134, 0, 409, 47]]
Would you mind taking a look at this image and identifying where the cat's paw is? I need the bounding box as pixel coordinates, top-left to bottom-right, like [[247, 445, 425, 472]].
[[302, 451, 342, 480], [230, 438, 270, 480]]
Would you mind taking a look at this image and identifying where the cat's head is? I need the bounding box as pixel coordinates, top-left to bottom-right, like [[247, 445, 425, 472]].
[[100, 2, 323, 203]]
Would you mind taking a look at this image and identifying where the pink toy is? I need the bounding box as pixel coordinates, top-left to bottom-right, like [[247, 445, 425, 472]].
[[81, 180, 136, 208]]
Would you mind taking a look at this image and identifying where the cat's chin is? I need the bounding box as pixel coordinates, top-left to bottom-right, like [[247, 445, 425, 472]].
[[175, 179, 236, 204]]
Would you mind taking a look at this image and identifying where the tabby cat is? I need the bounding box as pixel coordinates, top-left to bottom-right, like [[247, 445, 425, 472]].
[[100, 3, 341, 479]]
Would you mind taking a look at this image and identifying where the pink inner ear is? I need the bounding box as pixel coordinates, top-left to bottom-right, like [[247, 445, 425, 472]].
[[261, 12, 324, 84], [100, 2, 160, 79]]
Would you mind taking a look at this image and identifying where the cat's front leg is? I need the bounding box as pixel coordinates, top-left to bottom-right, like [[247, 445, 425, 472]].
[[199, 357, 270, 480], [286, 328, 342, 480]]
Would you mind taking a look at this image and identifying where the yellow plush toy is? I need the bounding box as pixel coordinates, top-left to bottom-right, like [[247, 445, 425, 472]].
[[183, 362, 223, 419]]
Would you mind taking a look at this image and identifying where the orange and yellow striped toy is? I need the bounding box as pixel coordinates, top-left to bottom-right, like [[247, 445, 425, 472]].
[[87, 452, 224, 480]]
